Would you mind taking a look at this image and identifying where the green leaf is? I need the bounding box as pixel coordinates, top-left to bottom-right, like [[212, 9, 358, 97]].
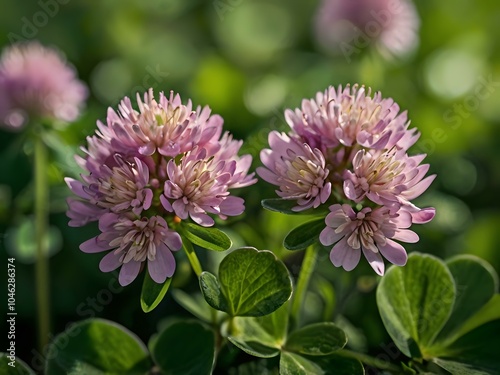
[[45, 318, 150, 375], [433, 255, 498, 345], [5, 216, 62, 263], [152, 320, 215, 375], [433, 359, 492, 375], [309, 354, 365, 375], [0, 353, 36, 375], [261, 198, 302, 214], [433, 320, 500, 375], [201, 247, 293, 317], [182, 223, 232, 251], [376, 253, 455, 358], [171, 289, 215, 323], [140, 271, 172, 313], [283, 219, 325, 250], [451, 294, 500, 341], [227, 303, 289, 358], [284, 323, 347, 356], [280, 352, 324, 375], [199, 271, 229, 313]]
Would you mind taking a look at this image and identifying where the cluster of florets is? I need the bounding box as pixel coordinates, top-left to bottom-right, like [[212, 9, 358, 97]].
[[258, 84, 435, 275], [66, 89, 256, 285], [0, 42, 87, 130]]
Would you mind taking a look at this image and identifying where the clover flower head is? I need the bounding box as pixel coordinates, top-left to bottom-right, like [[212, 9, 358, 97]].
[[260, 84, 435, 276], [320, 204, 422, 276], [257, 131, 331, 211], [314, 0, 420, 59], [67, 89, 256, 285], [0, 41, 87, 130]]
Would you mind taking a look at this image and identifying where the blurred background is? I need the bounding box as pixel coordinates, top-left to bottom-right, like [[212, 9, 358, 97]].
[[0, 0, 499, 372]]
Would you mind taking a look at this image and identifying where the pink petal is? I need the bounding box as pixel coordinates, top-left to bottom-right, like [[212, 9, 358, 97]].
[[99, 251, 122, 272], [342, 246, 361, 271], [320, 227, 344, 246], [220, 196, 245, 216], [119, 261, 142, 286], [403, 175, 436, 200], [362, 248, 385, 276], [378, 239, 408, 266], [392, 229, 419, 243], [411, 207, 436, 224], [164, 232, 182, 251], [148, 245, 176, 283], [330, 239, 349, 267], [80, 237, 113, 253]]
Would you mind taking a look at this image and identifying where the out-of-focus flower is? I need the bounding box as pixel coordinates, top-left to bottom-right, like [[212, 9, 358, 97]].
[[259, 84, 435, 276], [0, 41, 87, 130], [314, 0, 420, 60], [257, 132, 331, 211], [67, 89, 256, 285], [319, 204, 423, 275]]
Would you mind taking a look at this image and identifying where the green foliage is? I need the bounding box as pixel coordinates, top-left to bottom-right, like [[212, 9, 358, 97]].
[[283, 219, 326, 250], [140, 271, 172, 313], [377, 253, 500, 374], [44, 319, 151, 375], [151, 320, 216, 375], [200, 247, 293, 317], [181, 223, 232, 252]]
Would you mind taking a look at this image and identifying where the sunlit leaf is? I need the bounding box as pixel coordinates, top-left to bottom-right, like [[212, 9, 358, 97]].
[[45, 319, 150, 375]]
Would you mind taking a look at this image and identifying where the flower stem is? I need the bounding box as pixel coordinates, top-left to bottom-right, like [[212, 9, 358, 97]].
[[290, 245, 317, 329], [182, 239, 203, 277], [337, 349, 402, 373], [34, 132, 50, 351]]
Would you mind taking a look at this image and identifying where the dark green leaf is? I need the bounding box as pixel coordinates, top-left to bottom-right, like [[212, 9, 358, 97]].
[[152, 320, 215, 375], [216, 247, 293, 316], [261, 198, 302, 214], [182, 223, 232, 251], [227, 303, 289, 358], [0, 353, 35, 375], [280, 352, 324, 375], [376, 253, 455, 358], [434, 255, 498, 345], [433, 320, 500, 375], [199, 271, 229, 313], [45, 318, 150, 375], [283, 219, 325, 250], [285, 323, 347, 356], [309, 353, 365, 375], [140, 271, 172, 313], [433, 359, 492, 375]]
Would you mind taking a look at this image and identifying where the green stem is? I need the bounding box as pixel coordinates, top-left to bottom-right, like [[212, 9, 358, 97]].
[[337, 349, 402, 373], [290, 245, 317, 329], [34, 132, 50, 351], [182, 239, 203, 277]]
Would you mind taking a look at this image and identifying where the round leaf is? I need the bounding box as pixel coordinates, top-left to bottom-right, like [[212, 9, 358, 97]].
[[376, 253, 456, 358], [182, 223, 232, 251], [45, 318, 150, 375], [284, 323, 347, 356], [0, 353, 35, 375], [217, 247, 293, 317], [140, 271, 172, 313], [152, 320, 215, 375], [434, 255, 498, 345], [280, 352, 324, 375], [283, 219, 326, 251], [199, 271, 229, 313]]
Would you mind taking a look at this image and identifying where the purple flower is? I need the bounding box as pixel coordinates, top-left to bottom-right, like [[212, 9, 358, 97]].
[[257, 132, 331, 211], [67, 89, 256, 285], [314, 0, 420, 59], [343, 148, 436, 208], [285, 85, 419, 154], [320, 204, 422, 276], [0, 42, 87, 130], [260, 84, 436, 276], [80, 214, 182, 286]]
